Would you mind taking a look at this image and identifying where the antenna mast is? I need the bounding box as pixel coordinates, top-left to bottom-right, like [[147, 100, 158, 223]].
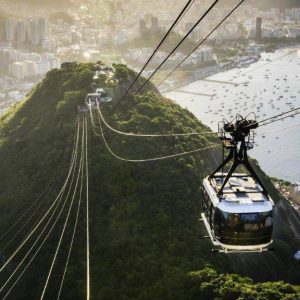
[[209, 114, 269, 198]]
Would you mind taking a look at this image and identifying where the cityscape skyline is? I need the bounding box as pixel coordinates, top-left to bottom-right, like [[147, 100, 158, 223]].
[[0, 0, 300, 112]]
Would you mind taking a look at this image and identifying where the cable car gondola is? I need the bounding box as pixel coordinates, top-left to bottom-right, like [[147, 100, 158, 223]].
[[85, 93, 101, 109], [85, 88, 112, 109], [201, 114, 274, 253]]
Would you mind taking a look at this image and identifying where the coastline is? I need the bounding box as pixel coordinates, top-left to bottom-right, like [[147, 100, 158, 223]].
[[161, 40, 300, 94], [164, 44, 300, 183]]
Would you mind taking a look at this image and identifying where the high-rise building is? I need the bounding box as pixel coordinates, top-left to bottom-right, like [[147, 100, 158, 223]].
[[17, 20, 26, 44], [6, 19, 15, 42], [290, 183, 300, 205], [23, 60, 38, 77], [256, 17, 262, 40], [139, 19, 147, 36], [28, 18, 39, 46], [36, 60, 50, 75], [151, 17, 159, 32], [0, 18, 6, 42], [107, 0, 116, 24], [144, 14, 152, 24], [0, 49, 10, 65], [9, 62, 24, 80], [38, 17, 46, 42]]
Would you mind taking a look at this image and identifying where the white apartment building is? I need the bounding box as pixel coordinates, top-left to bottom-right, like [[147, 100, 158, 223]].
[[9, 62, 24, 80], [290, 183, 300, 205], [37, 60, 51, 75], [23, 60, 38, 77]]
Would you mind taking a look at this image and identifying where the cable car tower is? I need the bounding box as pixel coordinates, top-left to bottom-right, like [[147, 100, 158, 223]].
[[201, 114, 274, 253]]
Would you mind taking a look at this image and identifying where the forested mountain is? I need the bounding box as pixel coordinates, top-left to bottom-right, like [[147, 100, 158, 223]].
[[0, 62, 299, 299]]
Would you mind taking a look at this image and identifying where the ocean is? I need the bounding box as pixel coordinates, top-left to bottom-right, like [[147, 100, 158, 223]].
[[164, 46, 300, 183]]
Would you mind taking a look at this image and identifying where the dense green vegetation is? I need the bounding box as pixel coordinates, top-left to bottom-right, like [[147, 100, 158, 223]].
[[271, 177, 291, 188], [0, 63, 299, 299], [186, 267, 299, 300]]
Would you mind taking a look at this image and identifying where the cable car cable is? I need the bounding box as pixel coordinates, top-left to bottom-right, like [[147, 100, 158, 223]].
[[0, 159, 67, 255], [93, 49, 294, 143], [0, 161, 76, 296], [239, 49, 298, 77], [91, 106, 220, 163], [0, 121, 78, 244], [256, 122, 300, 136], [0, 156, 66, 247], [259, 110, 300, 127], [40, 118, 85, 300], [161, 48, 298, 99], [85, 116, 90, 300], [118, 0, 221, 111], [0, 122, 82, 296], [94, 101, 218, 137], [128, 45, 298, 125], [113, 0, 195, 111], [258, 106, 300, 125], [0, 118, 80, 273], [57, 121, 85, 300], [120, 0, 245, 113], [144, 0, 245, 96]]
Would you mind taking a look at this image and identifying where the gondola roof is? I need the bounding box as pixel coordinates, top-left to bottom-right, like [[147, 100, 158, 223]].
[[204, 173, 274, 214]]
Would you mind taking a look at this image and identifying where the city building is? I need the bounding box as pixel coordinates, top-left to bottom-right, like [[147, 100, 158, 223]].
[[17, 20, 26, 44], [286, 8, 300, 21], [6, 19, 15, 42], [139, 19, 147, 36], [196, 47, 214, 63], [256, 17, 262, 39], [0, 48, 12, 69], [151, 16, 159, 33], [289, 27, 300, 38], [0, 18, 6, 42], [273, 28, 286, 39], [290, 183, 300, 205], [42, 38, 58, 52], [8, 91, 24, 102], [28, 18, 39, 46], [23, 60, 38, 77], [262, 28, 273, 38], [9, 62, 24, 80], [38, 18, 46, 42], [36, 60, 51, 75]]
